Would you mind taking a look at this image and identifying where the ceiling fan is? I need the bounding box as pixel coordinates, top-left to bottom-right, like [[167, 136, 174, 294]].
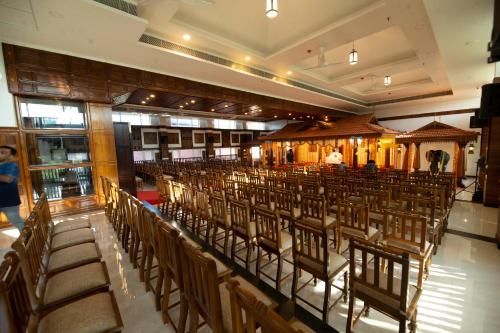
[[303, 47, 342, 70]]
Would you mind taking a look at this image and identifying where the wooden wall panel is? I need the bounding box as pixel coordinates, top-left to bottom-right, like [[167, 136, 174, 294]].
[[484, 117, 500, 207], [88, 103, 118, 205], [113, 122, 136, 197], [0, 129, 29, 228], [2, 43, 347, 118]]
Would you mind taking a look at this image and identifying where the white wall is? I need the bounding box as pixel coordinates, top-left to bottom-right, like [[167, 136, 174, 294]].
[[0, 46, 17, 127]]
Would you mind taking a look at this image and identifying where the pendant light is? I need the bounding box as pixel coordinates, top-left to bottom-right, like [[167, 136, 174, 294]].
[[348, 41, 358, 65], [468, 143, 475, 154], [266, 0, 278, 18], [384, 75, 392, 86]]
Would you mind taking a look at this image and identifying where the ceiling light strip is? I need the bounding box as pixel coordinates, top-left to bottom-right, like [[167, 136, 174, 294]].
[[92, 0, 138, 16], [139, 33, 366, 107]]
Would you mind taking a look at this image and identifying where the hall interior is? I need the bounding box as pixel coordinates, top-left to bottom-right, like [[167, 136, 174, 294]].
[[0, 1, 499, 333]]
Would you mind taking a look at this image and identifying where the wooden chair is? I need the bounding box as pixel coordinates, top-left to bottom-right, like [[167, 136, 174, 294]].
[[253, 185, 273, 210], [180, 185, 196, 230], [300, 194, 335, 230], [254, 206, 293, 292], [194, 189, 211, 242], [346, 239, 421, 333], [179, 239, 273, 333], [229, 199, 257, 270], [336, 201, 380, 254], [170, 182, 184, 221], [128, 196, 143, 268], [382, 209, 433, 289], [291, 220, 349, 323], [210, 191, 232, 256], [0, 251, 123, 333], [226, 278, 308, 333], [274, 188, 300, 230]]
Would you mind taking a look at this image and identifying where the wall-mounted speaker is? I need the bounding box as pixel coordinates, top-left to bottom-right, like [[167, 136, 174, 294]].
[[479, 83, 500, 119]]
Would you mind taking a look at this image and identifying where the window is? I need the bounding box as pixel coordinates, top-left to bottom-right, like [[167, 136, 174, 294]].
[[213, 119, 237, 129], [19, 98, 86, 129], [31, 166, 95, 201], [170, 117, 200, 128], [246, 121, 265, 130], [26, 134, 90, 166]]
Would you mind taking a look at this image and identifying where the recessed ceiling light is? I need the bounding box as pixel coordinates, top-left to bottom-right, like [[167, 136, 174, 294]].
[[211, 108, 215, 111], [182, 34, 191, 41], [146, 97, 150, 100], [224, 105, 228, 108], [150, 94, 155, 98], [191, 99, 195, 104], [141, 101, 146, 104], [266, 0, 279, 18], [307, 115, 310, 118], [245, 112, 248, 115], [300, 117, 303, 119], [179, 105, 184, 108], [274, 115, 278, 118], [293, 117, 296, 120], [288, 113, 292, 116], [244, 56, 251, 61], [185, 102, 189, 105], [384, 75, 392, 86], [286, 71, 292, 75]]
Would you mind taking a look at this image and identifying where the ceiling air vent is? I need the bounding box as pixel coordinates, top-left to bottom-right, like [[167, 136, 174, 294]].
[[93, 0, 138, 16]]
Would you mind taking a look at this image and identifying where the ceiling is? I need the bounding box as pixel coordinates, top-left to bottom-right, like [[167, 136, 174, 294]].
[[0, 0, 495, 118]]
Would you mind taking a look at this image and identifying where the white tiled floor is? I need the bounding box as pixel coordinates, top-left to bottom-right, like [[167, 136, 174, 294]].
[[447, 201, 498, 238], [0, 203, 499, 333]]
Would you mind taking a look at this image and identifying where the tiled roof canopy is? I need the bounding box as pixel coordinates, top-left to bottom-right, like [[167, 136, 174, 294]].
[[259, 114, 399, 141], [395, 121, 479, 144]]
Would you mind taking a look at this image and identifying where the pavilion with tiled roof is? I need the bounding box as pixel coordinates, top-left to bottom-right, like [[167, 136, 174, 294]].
[[395, 121, 479, 186], [259, 114, 400, 168]]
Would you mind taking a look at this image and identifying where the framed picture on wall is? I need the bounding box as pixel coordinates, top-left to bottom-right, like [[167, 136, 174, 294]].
[[141, 128, 159, 149], [160, 129, 182, 148], [192, 130, 206, 147], [207, 130, 222, 147]]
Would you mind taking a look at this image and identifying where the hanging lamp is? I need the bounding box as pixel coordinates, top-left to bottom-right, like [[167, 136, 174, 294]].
[[266, 0, 278, 18]]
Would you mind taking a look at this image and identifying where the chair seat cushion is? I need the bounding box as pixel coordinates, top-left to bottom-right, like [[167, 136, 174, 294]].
[[260, 230, 294, 252], [341, 226, 379, 241], [42, 262, 109, 307], [383, 239, 432, 256], [354, 268, 419, 311], [219, 275, 276, 332], [296, 250, 348, 278], [51, 228, 95, 251], [37, 292, 122, 333], [52, 219, 91, 235], [279, 207, 301, 219], [47, 243, 101, 274], [303, 214, 335, 229]]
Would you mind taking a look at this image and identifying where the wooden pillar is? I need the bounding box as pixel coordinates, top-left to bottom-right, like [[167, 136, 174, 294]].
[[456, 142, 467, 187], [402, 143, 410, 171], [484, 117, 500, 207]]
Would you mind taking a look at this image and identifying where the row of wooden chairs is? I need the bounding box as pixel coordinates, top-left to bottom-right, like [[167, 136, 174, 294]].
[[102, 176, 316, 333], [0, 193, 123, 333]]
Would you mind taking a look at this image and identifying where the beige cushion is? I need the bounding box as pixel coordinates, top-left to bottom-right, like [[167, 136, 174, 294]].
[[354, 268, 419, 311], [296, 250, 348, 278], [341, 226, 379, 241], [259, 231, 294, 252], [279, 207, 301, 219], [37, 292, 121, 333], [47, 243, 100, 274], [303, 215, 335, 228], [43, 262, 109, 306], [52, 219, 91, 235], [219, 275, 276, 332], [383, 239, 432, 256], [51, 228, 95, 251]]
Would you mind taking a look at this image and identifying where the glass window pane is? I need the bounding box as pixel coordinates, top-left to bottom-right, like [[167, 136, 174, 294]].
[[26, 134, 90, 166], [19, 98, 86, 129], [31, 166, 95, 201]]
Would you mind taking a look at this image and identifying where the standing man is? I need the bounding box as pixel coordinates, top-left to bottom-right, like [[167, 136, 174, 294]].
[[0, 146, 24, 231]]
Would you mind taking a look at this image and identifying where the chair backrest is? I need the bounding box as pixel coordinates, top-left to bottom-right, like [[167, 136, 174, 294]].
[[274, 189, 296, 215], [363, 189, 390, 213], [253, 185, 271, 208], [383, 209, 427, 253], [301, 180, 319, 195], [349, 239, 410, 312], [210, 192, 229, 227], [235, 182, 253, 203], [178, 238, 224, 333], [337, 201, 370, 236], [255, 207, 282, 249], [226, 278, 304, 333], [291, 220, 329, 277], [181, 185, 194, 208], [171, 182, 184, 204], [194, 189, 210, 216], [155, 221, 183, 288], [230, 199, 252, 237], [300, 194, 327, 227], [0, 252, 32, 333]]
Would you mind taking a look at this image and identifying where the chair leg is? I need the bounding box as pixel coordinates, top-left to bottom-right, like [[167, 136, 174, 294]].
[[145, 247, 154, 292], [408, 308, 417, 333], [276, 254, 282, 292], [399, 319, 407, 333], [188, 300, 199, 333], [224, 228, 230, 257], [291, 266, 298, 302], [323, 279, 331, 323], [231, 232, 237, 262], [178, 294, 189, 333], [245, 240, 251, 271], [256, 246, 262, 280], [212, 225, 218, 248], [155, 268, 163, 311], [343, 271, 348, 302], [345, 292, 355, 333], [139, 245, 147, 282], [161, 275, 172, 324]]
